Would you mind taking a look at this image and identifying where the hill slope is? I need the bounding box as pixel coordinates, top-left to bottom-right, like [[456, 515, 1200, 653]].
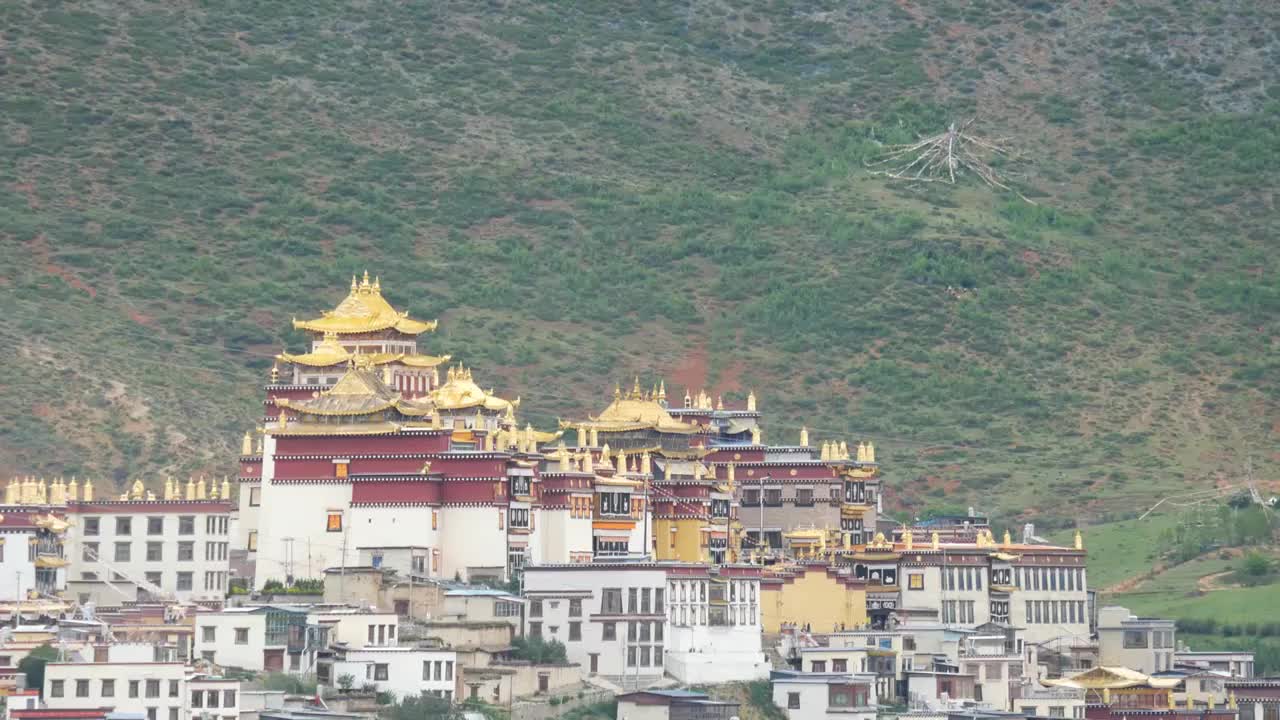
[[2, 0, 1277, 522]]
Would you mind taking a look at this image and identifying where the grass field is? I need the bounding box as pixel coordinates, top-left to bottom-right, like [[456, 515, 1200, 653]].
[[1051, 514, 1181, 590], [1, 0, 1277, 522]]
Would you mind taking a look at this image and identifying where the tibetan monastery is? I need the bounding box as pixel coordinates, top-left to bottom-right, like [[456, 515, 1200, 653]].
[[238, 275, 570, 588], [562, 380, 882, 564]]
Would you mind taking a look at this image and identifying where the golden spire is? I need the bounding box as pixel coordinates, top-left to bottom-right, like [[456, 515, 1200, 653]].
[[49, 478, 65, 506], [747, 390, 757, 412], [931, 531, 940, 550], [1074, 529, 1083, 550], [242, 431, 253, 456], [129, 479, 145, 501], [614, 383, 622, 401], [751, 426, 761, 444], [362, 269, 371, 288], [716, 395, 724, 410], [196, 476, 207, 500], [641, 451, 652, 475], [821, 442, 831, 461], [615, 452, 626, 476], [222, 476, 232, 500], [5, 477, 17, 505], [658, 380, 666, 403], [726, 463, 735, 485], [866, 442, 875, 463], [577, 423, 589, 447], [185, 477, 196, 500], [83, 478, 94, 502], [600, 442, 611, 459], [350, 274, 358, 291], [800, 426, 809, 447], [631, 376, 642, 399], [856, 442, 866, 462], [1003, 529, 1012, 547], [559, 442, 571, 472], [904, 529, 913, 550], [838, 441, 849, 460], [67, 476, 79, 503]]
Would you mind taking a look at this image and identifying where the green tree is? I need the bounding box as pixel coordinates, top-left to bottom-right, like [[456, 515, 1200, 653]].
[[1240, 552, 1273, 585], [19, 644, 60, 692], [508, 636, 568, 663], [379, 693, 457, 720]]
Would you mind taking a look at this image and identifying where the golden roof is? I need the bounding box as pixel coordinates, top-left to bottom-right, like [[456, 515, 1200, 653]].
[[579, 379, 699, 434], [293, 272, 437, 336], [1043, 667, 1181, 690], [275, 363, 434, 417], [431, 364, 516, 411], [278, 332, 450, 368]]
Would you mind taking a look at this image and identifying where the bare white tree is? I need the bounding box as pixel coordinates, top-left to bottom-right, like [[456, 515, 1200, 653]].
[[866, 119, 1035, 203]]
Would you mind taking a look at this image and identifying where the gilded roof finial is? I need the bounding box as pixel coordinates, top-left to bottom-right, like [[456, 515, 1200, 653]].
[[83, 478, 94, 502], [641, 451, 652, 475], [866, 442, 875, 463], [931, 531, 940, 550], [904, 529, 913, 550], [614, 383, 622, 401], [716, 395, 724, 410], [799, 426, 809, 447], [615, 452, 626, 476], [747, 389, 757, 412], [373, 275, 381, 292], [1003, 529, 1012, 547], [129, 479, 145, 501], [683, 387, 692, 408], [820, 442, 831, 461], [222, 476, 232, 501], [751, 426, 761, 445], [361, 269, 371, 288], [658, 380, 666, 402], [350, 275, 357, 291], [839, 441, 849, 460], [631, 376, 642, 399], [1074, 529, 1083, 550]]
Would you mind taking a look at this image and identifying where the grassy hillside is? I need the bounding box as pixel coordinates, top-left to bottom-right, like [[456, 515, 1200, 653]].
[[2, 0, 1277, 522]]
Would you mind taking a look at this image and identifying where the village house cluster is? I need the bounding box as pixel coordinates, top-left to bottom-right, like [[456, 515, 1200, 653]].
[[2, 275, 1274, 720]]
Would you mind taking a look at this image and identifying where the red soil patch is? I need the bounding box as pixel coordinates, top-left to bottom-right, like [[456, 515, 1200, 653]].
[[128, 310, 156, 327], [10, 181, 40, 209], [669, 346, 709, 393], [28, 234, 96, 297], [32, 403, 54, 419]]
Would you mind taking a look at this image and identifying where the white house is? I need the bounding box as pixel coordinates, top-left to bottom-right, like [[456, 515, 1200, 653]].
[[1097, 606, 1177, 674], [44, 661, 186, 720], [522, 561, 768, 686], [321, 647, 458, 702], [188, 677, 241, 720], [771, 670, 878, 720], [62, 499, 234, 604], [194, 605, 397, 674]]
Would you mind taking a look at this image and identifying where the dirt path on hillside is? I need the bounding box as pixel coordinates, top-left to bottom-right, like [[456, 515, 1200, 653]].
[[1105, 562, 1168, 593]]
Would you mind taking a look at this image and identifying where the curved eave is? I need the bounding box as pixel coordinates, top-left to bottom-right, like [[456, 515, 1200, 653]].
[[270, 422, 404, 436], [292, 317, 438, 336], [401, 354, 451, 368], [276, 398, 399, 417]]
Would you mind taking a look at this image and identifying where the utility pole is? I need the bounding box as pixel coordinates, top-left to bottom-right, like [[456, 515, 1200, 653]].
[[282, 537, 295, 586], [339, 512, 349, 603], [758, 475, 771, 554]]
